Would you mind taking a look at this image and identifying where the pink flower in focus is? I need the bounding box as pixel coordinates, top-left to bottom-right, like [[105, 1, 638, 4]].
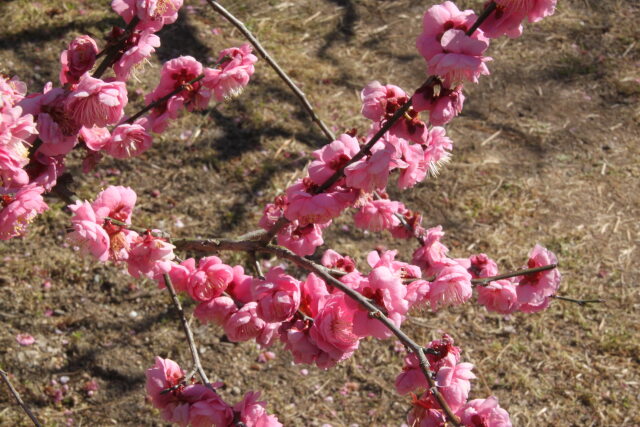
[[308, 133, 360, 186], [127, 232, 175, 278], [285, 179, 355, 225], [253, 267, 301, 323], [0, 75, 27, 105], [224, 302, 266, 342], [481, 0, 557, 39], [361, 81, 407, 121], [112, 0, 183, 32], [279, 319, 323, 365], [395, 140, 428, 189], [226, 265, 255, 304], [277, 220, 329, 256], [91, 185, 137, 223], [79, 126, 111, 151], [436, 361, 476, 413], [423, 126, 453, 173], [65, 74, 127, 127], [344, 141, 394, 192], [59, 35, 98, 85], [428, 263, 473, 310], [477, 279, 519, 314], [413, 80, 465, 126], [427, 29, 492, 86], [468, 253, 498, 278], [515, 244, 560, 306], [67, 200, 110, 261], [412, 226, 450, 276], [113, 30, 161, 81], [187, 256, 234, 302], [458, 396, 512, 427], [203, 44, 257, 102], [156, 258, 196, 292], [309, 294, 359, 366], [104, 122, 153, 158], [353, 199, 403, 232], [234, 391, 283, 427], [0, 186, 48, 240], [194, 296, 238, 326], [16, 333, 35, 346]]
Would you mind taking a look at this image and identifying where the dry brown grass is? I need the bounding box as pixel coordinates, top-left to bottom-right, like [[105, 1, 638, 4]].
[[1, 0, 639, 426]]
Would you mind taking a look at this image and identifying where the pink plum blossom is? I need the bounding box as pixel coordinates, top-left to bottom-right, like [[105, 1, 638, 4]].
[[309, 294, 360, 367], [360, 81, 406, 121], [203, 44, 258, 101], [187, 256, 234, 302], [226, 265, 255, 304], [413, 80, 465, 126], [477, 279, 519, 314], [80, 126, 111, 151], [67, 200, 110, 261], [157, 258, 196, 292], [423, 126, 453, 173], [59, 35, 98, 85], [234, 391, 283, 427], [224, 302, 266, 342], [104, 122, 153, 158], [91, 185, 137, 223], [65, 75, 127, 128], [344, 141, 394, 193], [126, 232, 175, 278], [0, 75, 27, 105], [436, 361, 476, 413], [285, 179, 355, 225], [427, 29, 492, 86], [427, 263, 473, 310], [279, 318, 323, 365], [194, 296, 238, 326], [277, 220, 329, 256], [353, 199, 403, 232], [321, 249, 357, 273], [515, 244, 560, 307], [468, 253, 498, 278], [112, 0, 183, 32], [458, 396, 512, 427], [412, 226, 450, 276], [253, 267, 301, 323], [16, 333, 35, 346], [0, 186, 48, 240], [395, 139, 428, 189], [481, 0, 557, 39], [308, 133, 360, 186], [113, 30, 161, 81]]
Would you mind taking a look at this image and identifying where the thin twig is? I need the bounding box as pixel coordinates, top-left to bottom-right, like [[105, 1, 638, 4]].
[[466, 1, 497, 36], [472, 264, 558, 285], [93, 17, 140, 79], [162, 273, 214, 391], [550, 295, 605, 306], [206, 0, 335, 142], [0, 369, 43, 427]]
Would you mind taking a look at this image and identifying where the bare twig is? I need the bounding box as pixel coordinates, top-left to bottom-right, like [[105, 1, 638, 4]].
[[550, 295, 605, 306], [93, 17, 140, 79], [162, 273, 214, 390], [206, 0, 335, 142], [472, 264, 558, 285], [0, 369, 43, 427]]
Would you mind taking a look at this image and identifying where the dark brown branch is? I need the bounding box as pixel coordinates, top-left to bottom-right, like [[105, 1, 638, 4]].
[[472, 264, 558, 285], [93, 17, 140, 79], [162, 273, 215, 390], [206, 0, 336, 142], [466, 1, 497, 36], [0, 369, 43, 427], [550, 295, 605, 306]]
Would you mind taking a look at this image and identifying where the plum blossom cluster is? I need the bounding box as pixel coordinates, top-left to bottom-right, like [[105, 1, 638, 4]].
[[5, 0, 564, 425], [146, 357, 281, 426], [0, 0, 256, 240]]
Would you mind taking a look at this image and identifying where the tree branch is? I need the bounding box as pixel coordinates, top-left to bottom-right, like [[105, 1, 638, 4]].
[[0, 369, 42, 427], [205, 0, 335, 142], [162, 273, 215, 390], [472, 264, 558, 285]]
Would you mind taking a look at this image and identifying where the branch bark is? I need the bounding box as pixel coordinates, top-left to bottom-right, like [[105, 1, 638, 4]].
[[0, 369, 43, 427]]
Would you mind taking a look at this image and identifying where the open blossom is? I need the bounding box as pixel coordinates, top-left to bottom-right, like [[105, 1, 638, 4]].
[[68, 200, 110, 261], [0, 186, 48, 240], [308, 133, 359, 186], [353, 199, 403, 232], [253, 267, 301, 323], [65, 74, 127, 128], [127, 233, 175, 278], [321, 249, 357, 273], [515, 245, 560, 312], [427, 263, 473, 310], [277, 220, 329, 257], [395, 139, 428, 189], [112, 0, 183, 32], [104, 122, 153, 158], [187, 256, 234, 302], [309, 294, 360, 367], [0, 75, 27, 106], [157, 258, 196, 292], [436, 361, 476, 413], [361, 81, 406, 121], [226, 265, 255, 304], [477, 279, 519, 314], [233, 391, 283, 427], [203, 44, 257, 102], [481, 0, 557, 39], [427, 29, 492, 85], [413, 79, 465, 126], [423, 126, 453, 172], [80, 126, 111, 151], [284, 179, 355, 225], [225, 302, 267, 342], [458, 396, 512, 427], [194, 296, 238, 326], [468, 253, 498, 278], [113, 30, 161, 81], [59, 35, 98, 85], [344, 140, 394, 192], [412, 225, 450, 276], [92, 185, 137, 223]]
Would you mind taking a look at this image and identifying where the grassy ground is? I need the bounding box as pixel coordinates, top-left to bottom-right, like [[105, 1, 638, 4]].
[[1, 0, 639, 426]]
